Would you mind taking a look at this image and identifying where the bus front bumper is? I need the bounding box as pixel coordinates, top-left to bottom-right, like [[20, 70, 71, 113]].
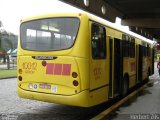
[[17, 86, 90, 107]]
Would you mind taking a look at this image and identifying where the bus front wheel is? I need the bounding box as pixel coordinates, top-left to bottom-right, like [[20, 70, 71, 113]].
[[122, 76, 129, 96]]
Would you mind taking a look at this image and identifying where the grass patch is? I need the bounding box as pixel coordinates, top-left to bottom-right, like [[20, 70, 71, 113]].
[[0, 69, 17, 79]]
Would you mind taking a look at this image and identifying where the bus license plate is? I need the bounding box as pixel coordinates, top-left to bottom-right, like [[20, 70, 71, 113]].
[[39, 84, 51, 89]]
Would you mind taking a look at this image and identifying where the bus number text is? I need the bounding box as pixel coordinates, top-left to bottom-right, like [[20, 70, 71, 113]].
[[22, 62, 37, 74]]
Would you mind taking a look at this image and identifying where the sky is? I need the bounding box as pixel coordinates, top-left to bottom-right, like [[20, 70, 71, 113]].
[[0, 0, 125, 35], [0, 0, 82, 35], [0, 0, 154, 44]]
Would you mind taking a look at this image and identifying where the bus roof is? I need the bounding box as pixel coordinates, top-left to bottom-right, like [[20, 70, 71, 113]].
[[87, 13, 154, 44], [21, 12, 154, 45]]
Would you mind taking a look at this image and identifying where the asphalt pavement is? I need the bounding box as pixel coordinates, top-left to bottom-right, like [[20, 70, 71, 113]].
[[0, 78, 110, 120], [0, 62, 160, 120]]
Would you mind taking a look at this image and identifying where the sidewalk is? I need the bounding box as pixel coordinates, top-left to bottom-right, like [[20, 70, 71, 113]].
[[0, 63, 17, 70], [110, 78, 160, 120]]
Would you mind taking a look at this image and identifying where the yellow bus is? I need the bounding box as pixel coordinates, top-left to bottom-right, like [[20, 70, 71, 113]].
[[17, 13, 154, 107]]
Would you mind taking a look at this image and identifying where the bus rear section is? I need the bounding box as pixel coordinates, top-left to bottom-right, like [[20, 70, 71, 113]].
[[17, 15, 91, 107], [18, 55, 91, 106]]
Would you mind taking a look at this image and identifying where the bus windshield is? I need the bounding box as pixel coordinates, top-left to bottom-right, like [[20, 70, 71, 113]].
[[20, 18, 80, 51]]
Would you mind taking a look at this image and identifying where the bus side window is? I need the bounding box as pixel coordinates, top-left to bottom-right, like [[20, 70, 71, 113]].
[[91, 24, 106, 59]]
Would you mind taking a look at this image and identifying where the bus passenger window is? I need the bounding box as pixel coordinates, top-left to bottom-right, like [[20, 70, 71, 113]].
[[122, 35, 135, 58], [91, 24, 106, 59]]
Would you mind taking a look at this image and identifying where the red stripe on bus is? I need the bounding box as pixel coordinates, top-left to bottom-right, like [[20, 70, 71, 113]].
[[54, 64, 62, 75], [62, 64, 71, 75], [130, 62, 135, 72], [46, 63, 54, 74]]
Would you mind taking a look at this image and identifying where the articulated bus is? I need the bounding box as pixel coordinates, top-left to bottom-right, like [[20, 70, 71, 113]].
[[17, 13, 154, 107]]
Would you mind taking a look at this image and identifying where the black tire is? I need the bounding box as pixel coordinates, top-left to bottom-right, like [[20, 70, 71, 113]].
[[147, 68, 151, 81], [122, 76, 128, 96], [148, 68, 151, 76]]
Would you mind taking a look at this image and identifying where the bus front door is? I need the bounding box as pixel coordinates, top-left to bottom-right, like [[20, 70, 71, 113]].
[[109, 38, 123, 98], [138, 45, 143, 82]]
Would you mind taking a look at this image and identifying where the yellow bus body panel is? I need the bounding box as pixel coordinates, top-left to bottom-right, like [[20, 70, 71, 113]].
[[17, 12, 153, 107]]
